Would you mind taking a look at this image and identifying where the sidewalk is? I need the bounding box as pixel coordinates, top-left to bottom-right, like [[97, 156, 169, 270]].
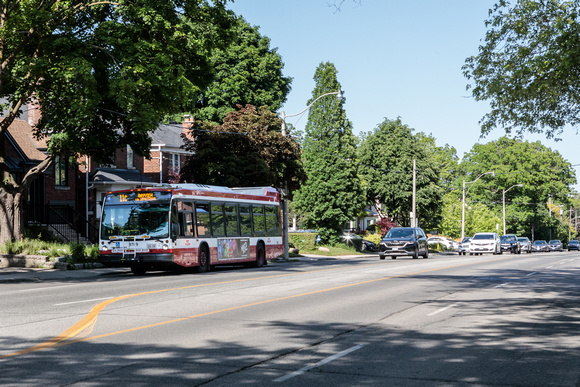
[[0, 266, 129, 283]]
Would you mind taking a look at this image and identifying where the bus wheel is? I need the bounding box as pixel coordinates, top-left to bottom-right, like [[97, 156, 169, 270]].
[[197, 245, 210, 273], [131, 265, 146, 276], [255, 244, 265, 268]]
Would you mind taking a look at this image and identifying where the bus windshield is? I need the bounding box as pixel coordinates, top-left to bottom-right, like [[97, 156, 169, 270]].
[[101, 202, 170, 239]]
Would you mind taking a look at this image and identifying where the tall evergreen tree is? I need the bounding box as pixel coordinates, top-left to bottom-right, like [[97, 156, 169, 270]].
[[293, 62, 365, 244]]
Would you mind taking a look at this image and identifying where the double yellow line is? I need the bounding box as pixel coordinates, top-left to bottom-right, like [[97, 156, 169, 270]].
[[1, 256, 512, 359]]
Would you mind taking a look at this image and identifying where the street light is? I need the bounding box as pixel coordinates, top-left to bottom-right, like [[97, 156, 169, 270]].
[[280, 90, 343, 259], [461, 171, 495, 240], [502, 184, 523, 235]]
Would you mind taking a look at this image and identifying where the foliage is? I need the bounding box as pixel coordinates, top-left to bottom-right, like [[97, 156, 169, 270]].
[[67, 242, 87, 265], [0, 0, 235, 242], [458, 137, 576, 239], [375, 218, 397, 236], [180, 105, 306, 192], [193, 16, 292, 124], [463, 0, 580, 138], [357, 118, 444, 230], [0, 239, 67, 257], [293, 62, 366, 244], [289, 232, 318, 252], [363, 232, 382, 246]]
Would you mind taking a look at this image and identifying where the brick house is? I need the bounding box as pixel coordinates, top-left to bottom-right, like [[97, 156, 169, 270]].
[[2, 105, 194, 243]]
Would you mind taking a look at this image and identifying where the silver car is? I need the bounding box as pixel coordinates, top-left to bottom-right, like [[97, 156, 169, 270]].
[[459, 237, 472, 255], [518, 237, 532, 253]]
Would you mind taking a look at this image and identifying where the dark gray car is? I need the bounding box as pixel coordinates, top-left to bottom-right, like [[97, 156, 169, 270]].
[[378, 227, 429, 260]]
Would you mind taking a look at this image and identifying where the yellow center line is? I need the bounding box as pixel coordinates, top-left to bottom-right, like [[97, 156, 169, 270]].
[[1, 256, 513, 359]]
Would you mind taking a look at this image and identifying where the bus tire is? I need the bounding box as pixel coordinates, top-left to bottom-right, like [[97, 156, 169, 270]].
[[255, 244, 265, 268], [197, 245, 210, 273]]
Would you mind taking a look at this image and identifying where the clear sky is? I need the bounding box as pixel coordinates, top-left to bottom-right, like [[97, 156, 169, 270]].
[[227, 0, 580, 192]]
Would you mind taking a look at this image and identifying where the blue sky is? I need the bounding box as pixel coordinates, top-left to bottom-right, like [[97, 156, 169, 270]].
[[228, 1, 580, 192]]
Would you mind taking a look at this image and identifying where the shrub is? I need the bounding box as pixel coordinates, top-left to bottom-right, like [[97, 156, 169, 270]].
[[289, 232, 317, 251], [67, 242, 86, 264]]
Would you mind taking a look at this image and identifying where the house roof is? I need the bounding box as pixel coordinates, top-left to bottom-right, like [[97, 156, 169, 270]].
[[91, 168, 155, 186], [150, 123, 186, 149], [4, 119, 47, 162]]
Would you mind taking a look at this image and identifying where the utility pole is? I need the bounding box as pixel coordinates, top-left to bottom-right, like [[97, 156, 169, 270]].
[[411, 159, 416, 227]]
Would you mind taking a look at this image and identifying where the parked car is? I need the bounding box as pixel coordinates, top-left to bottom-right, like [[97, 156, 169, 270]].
[[518, 237, 532, 254], [500, 234, 521, 254], [532, 240, 549, 252], [548, 240, 563, 252], [379, 227, 429, 260], [342, 233, 377, 252], [459, 237, 472, 255], [469, 232, 501, 255], [427, 236, 457, 252], [568, 240, 580, 251]]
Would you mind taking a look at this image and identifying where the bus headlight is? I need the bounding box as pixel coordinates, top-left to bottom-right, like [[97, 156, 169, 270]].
[[162, 244, 169, 250], [100, 245, 109, 251]]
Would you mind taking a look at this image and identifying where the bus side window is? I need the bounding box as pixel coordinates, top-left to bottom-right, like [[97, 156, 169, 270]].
[[195, 201, 211, 237], [177, 201, 194, 237], [239, 204, 252, 237], [265, 205, 281, 236], [211, 202, 226, 237], [252, 205, 265, 236], [225, 203, 240, 237]]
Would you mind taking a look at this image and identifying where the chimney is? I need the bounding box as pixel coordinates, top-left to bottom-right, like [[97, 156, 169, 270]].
[[182, 114, 195, 141], [27, 97, 42, 128]]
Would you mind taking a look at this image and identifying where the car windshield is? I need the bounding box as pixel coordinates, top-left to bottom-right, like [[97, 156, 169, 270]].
[[461, 238, 471, 243], [385, 228, 414, 238], [473, 234, 494, 240], [501, 236, 516, 241], [570, 241, 579, 245], [533, 241, 546, 245], [549, 240, 560, 244], [518, 238, 528, 242]]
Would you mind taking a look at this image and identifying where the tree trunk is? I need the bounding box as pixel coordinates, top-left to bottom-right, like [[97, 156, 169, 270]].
[[0, 189, 15, 244]]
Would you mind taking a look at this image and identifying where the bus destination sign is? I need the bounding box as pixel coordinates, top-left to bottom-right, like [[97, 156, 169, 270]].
[[105, 191, 172, 204]]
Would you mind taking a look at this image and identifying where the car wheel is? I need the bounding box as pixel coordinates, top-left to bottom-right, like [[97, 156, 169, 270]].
[[379, 254, 385, 260], [412, 248, 419, 259], [423, 248, 429, 259], [391, 256, 397, 259]]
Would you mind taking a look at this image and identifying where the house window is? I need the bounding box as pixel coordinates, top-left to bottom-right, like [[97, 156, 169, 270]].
[[54, 156, 68, 187], [169, 153, 180, 174], [127, 145, 134, 168]]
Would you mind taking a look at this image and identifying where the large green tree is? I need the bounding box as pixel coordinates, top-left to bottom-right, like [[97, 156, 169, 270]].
[[357, 118, 444, 230], [180, 104, 306, 190], [458, 137, 576, 240], [293, 62, 365, 244], [192, 16, 292, 124], [0, 0, 234, 243], [464, 0, 580, 138]]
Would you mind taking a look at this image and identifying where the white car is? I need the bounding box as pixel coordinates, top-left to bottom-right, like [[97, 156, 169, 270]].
[[469, 232, 501, 255], [427, 236, 454, 250]]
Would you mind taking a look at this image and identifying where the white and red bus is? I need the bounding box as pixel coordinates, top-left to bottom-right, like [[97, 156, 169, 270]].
[[98, 184, 283, 275]]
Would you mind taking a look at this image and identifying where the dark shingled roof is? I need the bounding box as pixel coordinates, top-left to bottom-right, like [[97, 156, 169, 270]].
[[91, 168, 155, 185]]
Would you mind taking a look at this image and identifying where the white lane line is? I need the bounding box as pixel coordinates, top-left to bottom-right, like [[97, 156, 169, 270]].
[[273, 344, 365, 382], [54, 297, 114, 306], [427, 303, 458, 316], [526, 272, 537, 276], [19, 284, 79, 292], [494, 283, 506, 288], [545, 265, 553, 269]]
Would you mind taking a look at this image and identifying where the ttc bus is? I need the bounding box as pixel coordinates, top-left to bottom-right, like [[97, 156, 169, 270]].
[[98, 184, 283, 275]]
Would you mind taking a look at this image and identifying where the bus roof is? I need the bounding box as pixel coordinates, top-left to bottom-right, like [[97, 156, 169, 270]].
[[107, 184, 280, 203]]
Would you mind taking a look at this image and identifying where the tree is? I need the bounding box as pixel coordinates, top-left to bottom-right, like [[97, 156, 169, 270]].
[[180, 104, 306, 190], [192, 16, 292, 124], [357, 118, 444, 230], [293, 62, 365, 244], [0, 0, 234, 243], [464, 0, 580, 139], [459, 137, 576, 240]]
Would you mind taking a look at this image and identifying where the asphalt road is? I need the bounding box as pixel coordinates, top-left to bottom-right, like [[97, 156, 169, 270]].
[[1, 251, 580, 386]]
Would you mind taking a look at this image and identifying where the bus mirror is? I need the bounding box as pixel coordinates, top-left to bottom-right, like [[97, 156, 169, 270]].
[[171, 223, 179, 241]]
